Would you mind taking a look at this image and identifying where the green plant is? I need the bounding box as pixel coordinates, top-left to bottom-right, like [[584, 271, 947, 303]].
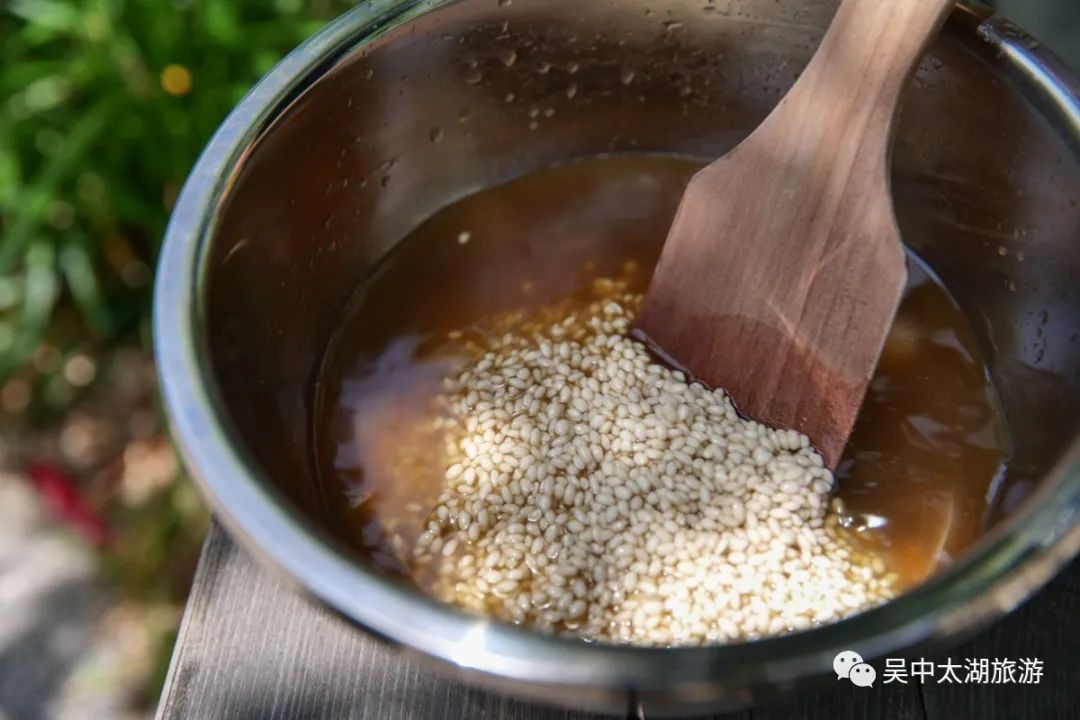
[[0, 0, 352, 383]]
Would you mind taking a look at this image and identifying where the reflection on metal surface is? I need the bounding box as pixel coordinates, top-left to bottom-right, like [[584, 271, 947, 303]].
[[977, 15, 1080, 147]]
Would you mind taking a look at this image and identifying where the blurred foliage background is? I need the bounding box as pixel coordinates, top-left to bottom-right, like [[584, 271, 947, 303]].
[[0, 1, 351, 714], [1, 0, 351, 383]]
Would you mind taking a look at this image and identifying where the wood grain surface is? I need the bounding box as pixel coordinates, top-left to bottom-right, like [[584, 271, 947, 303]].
[[637, 0, 954, 467], [158, 522, 1080, 719]]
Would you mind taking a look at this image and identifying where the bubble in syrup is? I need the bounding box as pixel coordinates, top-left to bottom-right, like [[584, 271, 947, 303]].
[[566, 83, 578, 99], [536, 60, 552, 74], [504, 92, 516, 103], [429, 127, 444, 143], [464, 70, 483, 85], [620, 67, 636, 85], [499, 48, 518, 67], [498, 0, 512, 6]]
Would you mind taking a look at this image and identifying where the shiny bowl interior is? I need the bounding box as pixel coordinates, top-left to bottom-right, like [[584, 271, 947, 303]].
[[155, 0, 1080, 713]]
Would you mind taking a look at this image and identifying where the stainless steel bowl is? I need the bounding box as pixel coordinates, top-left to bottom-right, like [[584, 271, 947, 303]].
[[154, 0, 1080, 714]]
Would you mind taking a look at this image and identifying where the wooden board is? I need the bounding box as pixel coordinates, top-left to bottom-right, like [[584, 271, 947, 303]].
[[157, 522, 1080, 719]]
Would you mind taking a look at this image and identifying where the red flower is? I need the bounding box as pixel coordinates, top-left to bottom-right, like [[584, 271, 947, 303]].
[[26, 463, 110, 547]]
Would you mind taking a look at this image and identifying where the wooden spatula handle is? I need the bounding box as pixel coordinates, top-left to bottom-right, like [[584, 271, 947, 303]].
[[773, 0, 954, 164]]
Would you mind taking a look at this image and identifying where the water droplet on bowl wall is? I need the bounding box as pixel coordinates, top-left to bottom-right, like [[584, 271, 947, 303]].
[[499, 49, 518, 67]]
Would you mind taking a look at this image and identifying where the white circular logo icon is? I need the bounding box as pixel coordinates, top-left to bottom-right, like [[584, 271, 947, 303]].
[[849, 662, 877, 687], [833, 650, 864, 680]]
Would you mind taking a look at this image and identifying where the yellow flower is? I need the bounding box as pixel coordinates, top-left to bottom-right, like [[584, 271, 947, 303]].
[[160, 64, 193, 96]]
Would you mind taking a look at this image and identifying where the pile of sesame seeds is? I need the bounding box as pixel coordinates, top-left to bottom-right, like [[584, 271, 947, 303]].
[[411, 279, 894, 646]]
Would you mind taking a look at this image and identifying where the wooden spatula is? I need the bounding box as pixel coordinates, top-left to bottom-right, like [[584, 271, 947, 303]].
[[637, 0, 953, 468]]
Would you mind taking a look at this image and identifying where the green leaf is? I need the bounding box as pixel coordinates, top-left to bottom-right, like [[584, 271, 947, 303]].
[[0, 99, 112, 273], [0, 129, 22, 204], [0, 239, 58, 374], [203, 0, 241, 46], [60, 235, 115, 336], [21, 240, 57, 330], [8, 0, 83, 34]]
